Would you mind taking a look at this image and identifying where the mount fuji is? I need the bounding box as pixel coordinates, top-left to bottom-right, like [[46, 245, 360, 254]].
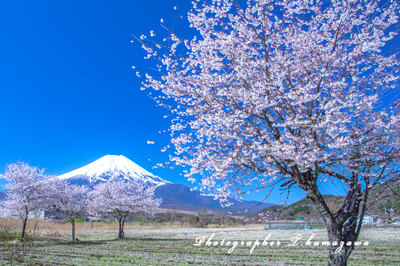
[[56, 155, 169, 187], [56, 155, 273, 214]]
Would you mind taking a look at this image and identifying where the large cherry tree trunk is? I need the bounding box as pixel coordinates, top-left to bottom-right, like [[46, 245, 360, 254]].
[[304, 178, 366, 266], [326, 226, 347, 266]]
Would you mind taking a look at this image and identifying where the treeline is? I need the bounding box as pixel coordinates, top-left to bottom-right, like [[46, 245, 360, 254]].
[[0, 162, 161, 240]]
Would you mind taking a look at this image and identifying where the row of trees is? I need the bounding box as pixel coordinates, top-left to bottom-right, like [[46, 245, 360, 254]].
[[1, 162, 161, 240]]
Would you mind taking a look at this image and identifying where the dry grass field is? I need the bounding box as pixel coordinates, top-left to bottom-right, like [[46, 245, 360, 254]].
[[1, 218, 399, 265]]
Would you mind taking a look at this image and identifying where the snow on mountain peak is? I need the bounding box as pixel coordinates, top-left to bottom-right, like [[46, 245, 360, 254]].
[[57, 155, 170, 187]]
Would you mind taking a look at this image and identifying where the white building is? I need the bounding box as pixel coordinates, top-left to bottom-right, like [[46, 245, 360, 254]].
[[28, 210, 45, 220], [362, 215, 375, 226]]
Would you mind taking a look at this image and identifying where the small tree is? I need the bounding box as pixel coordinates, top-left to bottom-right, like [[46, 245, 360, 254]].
[[216, 212, 229, 226], [380, 185, 400, 216], [138, 0, 400, 265], [51, 181, 88, 241], [1, 162, 50, 240], [88, 180, 161, 238], [197, 207, 215, 227]]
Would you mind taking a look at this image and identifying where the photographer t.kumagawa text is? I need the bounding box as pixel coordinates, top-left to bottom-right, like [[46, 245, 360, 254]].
[[194, 233, 369, 254]]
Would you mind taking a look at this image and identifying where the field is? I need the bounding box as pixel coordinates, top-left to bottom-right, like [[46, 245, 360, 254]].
[[1, 220, 400, 265]]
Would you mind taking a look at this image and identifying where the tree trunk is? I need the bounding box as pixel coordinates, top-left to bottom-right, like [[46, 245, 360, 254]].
[[21, 216, 28, 241], [327, 226, 347, 266], [33, 216, 39, 233], [118, 218, 124, 239], [71, 219, 76, 241], [305, 187, 348, 266]]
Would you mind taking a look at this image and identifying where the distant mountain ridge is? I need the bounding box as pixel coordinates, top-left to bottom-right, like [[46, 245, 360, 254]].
[[248, 181, 400, 220], [56, 155, 272, 214], [154, 183, 272, 214]]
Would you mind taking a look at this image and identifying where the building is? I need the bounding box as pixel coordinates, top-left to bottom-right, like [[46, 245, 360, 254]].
[[362, 215, 375, 226], [28, 210, 45, 220]]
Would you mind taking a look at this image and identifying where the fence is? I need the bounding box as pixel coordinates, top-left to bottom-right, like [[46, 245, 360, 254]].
[[264, 221, 326, 230]]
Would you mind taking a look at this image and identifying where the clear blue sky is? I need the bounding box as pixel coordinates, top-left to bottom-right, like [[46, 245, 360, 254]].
[[0, 0, 191, 182], [1, 0, 390, 205]]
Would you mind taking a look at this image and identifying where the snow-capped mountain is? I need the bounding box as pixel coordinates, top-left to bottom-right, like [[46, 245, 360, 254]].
[[55, 155, 272, 214], [57, 155, 169, 187]]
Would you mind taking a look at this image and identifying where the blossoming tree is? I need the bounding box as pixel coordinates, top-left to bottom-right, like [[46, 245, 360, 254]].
[[50, 181, 89, 241], [87, 180, 161, 238], [138, 0, 400, 265], [1, 162, 51, 240]]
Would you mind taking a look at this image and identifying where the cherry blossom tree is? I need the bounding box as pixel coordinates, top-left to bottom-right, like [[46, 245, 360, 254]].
[[87, 180, 161, 238], [138, 0, 400, 265], [1, 162, 51, 240], [50, 180, 89, 241]]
